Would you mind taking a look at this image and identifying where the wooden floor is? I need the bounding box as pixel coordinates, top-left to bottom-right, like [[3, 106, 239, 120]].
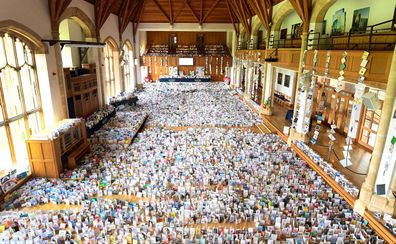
[[262, 102, 371, 189]]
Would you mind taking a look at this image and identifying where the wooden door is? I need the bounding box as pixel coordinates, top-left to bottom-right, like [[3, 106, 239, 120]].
[[358, 106, 382, 150], [335, 92, 353, 131]]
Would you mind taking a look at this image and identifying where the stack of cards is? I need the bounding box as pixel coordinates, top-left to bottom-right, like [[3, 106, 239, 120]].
[[1, 127, 380, 242], [85, 105, 115, 129], [127, 82, 261, 127]]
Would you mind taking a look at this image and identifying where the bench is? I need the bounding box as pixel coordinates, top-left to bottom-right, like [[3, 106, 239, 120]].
[[67, 142, 90, 169]]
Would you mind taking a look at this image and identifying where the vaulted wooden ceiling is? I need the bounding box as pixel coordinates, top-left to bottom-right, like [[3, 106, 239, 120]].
[[85, 0, 285, 24]]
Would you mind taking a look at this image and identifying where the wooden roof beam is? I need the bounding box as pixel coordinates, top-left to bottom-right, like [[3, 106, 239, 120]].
[[48, 0, 72, 30], [118, 0, 132, 35], [133, 0, 145, 38], [186, 1, 200, 23], [94, 0, 116, 36], [168, 0, 173, 24], [199, 0, 203, 24], [202, 0, 221, 23], [152, 0, 171, 23], [173, 0, 187, 22], [225, 0, 239, 36]]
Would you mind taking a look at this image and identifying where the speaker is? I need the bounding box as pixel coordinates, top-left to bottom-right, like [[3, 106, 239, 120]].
[[362, 92, 381, 111]]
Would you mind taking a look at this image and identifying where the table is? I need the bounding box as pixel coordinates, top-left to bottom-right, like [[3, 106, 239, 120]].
[[159, 77, 211, 82], [110, 96, 138, 108]]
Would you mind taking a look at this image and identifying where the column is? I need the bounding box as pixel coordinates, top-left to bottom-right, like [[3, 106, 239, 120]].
[[51, 30, 68, 119], [95, 33, 106, 107], [235, 62, 241, 88], [118, 35, 125, 93], [251, 35, 258, 50], [260, 32, 272, 115], [385, 168, 396, 217], [385, 169, 396, 216], [355, 46, 396, 215], [289, 32, 308, 144], [245, 62, 253, 99], [130, 41, 137, 90], [135, 31, 143, 88]]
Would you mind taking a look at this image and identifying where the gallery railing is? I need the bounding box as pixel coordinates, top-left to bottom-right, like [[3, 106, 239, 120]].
[[237, 41, 267, 50], [268, 19, 395, 51], [308, 19, 395, 50], [269, 34, 302, 49]]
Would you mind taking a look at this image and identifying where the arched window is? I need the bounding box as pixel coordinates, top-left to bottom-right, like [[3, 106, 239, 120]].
[[123, 42, 133, 91], [0, 33, 43, 172], [103, 41, 116, 103]]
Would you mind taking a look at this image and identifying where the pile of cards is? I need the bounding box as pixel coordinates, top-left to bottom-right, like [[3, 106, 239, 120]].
[[1, 127, 380, 242], [42, 119, 82, 139], [295, 140, 359, 197], [89, 112, 147, 146], [109, 91, 136, 104], [127, 82, 261, 127], [85, 105, 115, 129]]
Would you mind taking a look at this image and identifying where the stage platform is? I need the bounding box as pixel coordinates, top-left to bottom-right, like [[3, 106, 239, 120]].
[[159, 77, 211, 82]]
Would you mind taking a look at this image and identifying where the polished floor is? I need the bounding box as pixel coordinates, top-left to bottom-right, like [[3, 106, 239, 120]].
[[262, 102, 371, 189]]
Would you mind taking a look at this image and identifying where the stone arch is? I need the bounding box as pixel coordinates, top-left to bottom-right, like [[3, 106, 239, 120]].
[[104, 36, 119, 51], [123, 39, 133, 50], [0, 20, 46, 53], [252, 23, 267, 38], [272, 1, 294, 32], [311, 0, 337, 23], [251, 16, 263, 37], [59, 7, 96, 39]]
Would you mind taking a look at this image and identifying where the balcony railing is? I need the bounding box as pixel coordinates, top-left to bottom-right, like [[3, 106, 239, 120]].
[[257, 19, 395, 51]]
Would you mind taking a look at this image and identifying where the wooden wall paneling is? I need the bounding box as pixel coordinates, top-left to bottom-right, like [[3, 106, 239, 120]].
[[305, 51, 313, 67], [291, 52, 300, 66], [146, 31, 227, 46], [147, 32, 170, 45], [144, 55, 232, 81], [303, 50, 392, 88], [367, 51, 393, 83]]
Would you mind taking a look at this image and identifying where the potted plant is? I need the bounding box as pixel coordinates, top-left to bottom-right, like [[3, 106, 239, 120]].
[[261, 96, 272, 115]]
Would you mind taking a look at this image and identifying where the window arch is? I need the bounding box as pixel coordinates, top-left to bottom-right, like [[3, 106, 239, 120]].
[[0, 32, 43, 173], [103, 39, 118, 103], [122, 41, 133, 91]]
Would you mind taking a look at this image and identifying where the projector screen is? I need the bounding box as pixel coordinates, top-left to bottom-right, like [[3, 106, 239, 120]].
[[179, 57, 194, 66]]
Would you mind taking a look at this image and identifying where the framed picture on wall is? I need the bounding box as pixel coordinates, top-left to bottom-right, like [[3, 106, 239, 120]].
[[332, 8, 346, 36], [352, 7, 370, 32], [277, 73, 283, 85], [284, 75, 291, 88], [291, 23, 302, 38], [280, 28, 287, 39], [321, 20, 327, 35]]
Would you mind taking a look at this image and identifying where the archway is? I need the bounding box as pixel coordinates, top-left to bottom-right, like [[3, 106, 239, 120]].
[[272, 1, 294, 33], [0, 20, 52, 172], [103, 36, 120, 103], [59, 7, 96, 39], [0, 20, 46, 53], [311, 0, 337, 24], [122, 39, 135, 91], [58, 7, 101, 118]]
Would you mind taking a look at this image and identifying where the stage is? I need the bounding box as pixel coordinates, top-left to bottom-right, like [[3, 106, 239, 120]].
[[159, 77, 211, 82]]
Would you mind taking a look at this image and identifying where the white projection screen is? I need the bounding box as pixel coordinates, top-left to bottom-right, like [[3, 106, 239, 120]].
[[179, 57, 194, 66]]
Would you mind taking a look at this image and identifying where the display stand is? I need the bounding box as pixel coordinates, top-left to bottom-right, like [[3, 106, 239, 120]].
[[26, 119, 90, 178], [86, 110, 116, 137], [110, 96, 138, 108]]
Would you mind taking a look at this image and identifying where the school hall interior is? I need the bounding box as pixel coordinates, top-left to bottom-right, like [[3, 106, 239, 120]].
[[0, 0, 396, 242]]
